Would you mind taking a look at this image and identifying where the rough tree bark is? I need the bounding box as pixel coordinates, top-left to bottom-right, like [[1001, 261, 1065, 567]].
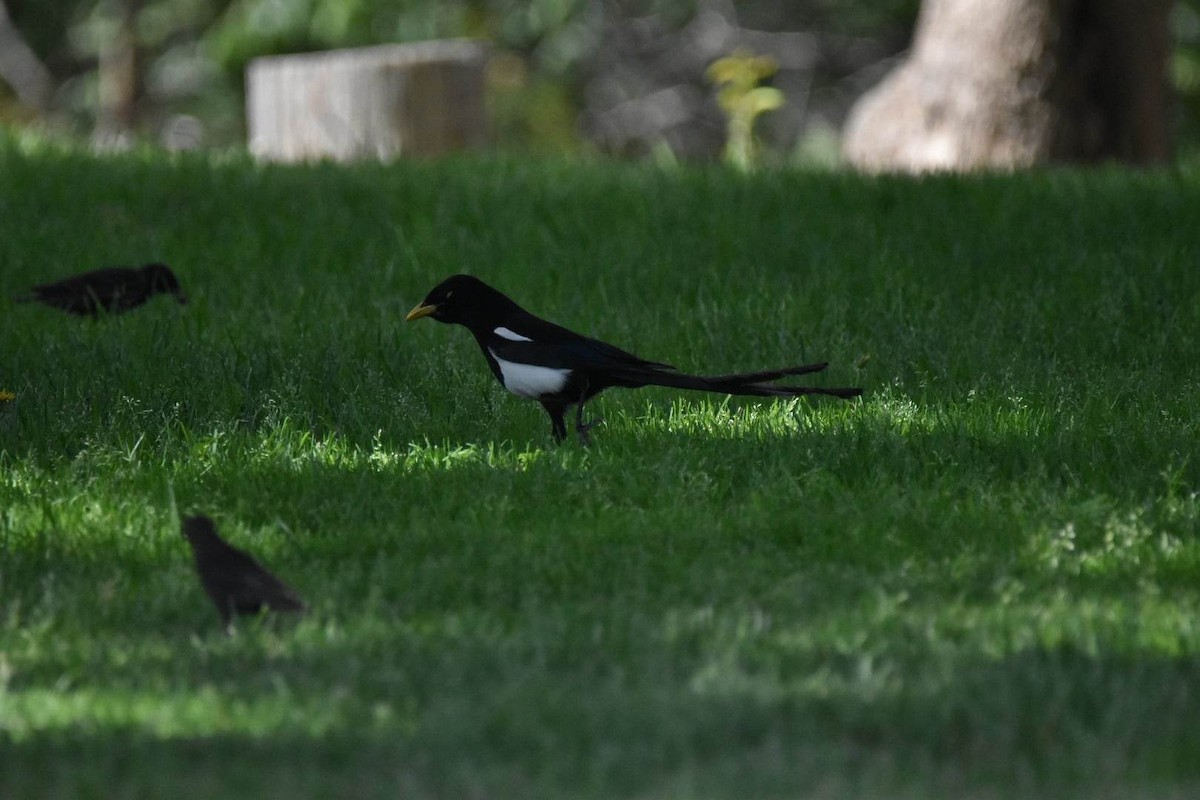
[[843, 0, 1171, 172]]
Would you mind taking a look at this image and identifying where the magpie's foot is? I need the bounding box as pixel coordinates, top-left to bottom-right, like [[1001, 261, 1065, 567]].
[[574, 416, 603, 445]]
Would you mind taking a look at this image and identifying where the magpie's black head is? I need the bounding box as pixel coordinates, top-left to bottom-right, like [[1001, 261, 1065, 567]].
[[406, 274, 517, 328], [142, 263, 187, 305], [181, 514, 223, 552]]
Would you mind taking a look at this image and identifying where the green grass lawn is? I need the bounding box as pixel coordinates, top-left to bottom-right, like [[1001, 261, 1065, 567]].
[[2, 135, 1199, 799]]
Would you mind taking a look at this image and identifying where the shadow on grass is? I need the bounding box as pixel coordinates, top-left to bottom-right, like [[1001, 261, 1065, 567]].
[[4, 640, 1200, 799]]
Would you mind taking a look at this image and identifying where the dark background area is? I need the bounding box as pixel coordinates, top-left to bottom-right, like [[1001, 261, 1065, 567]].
[[1, 0, 1199, 161]]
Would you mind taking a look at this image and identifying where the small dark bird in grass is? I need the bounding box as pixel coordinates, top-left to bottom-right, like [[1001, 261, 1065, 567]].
[[181, 514, 306, 628], [15, 262, 187, 317], [407, 274, 863, 444]]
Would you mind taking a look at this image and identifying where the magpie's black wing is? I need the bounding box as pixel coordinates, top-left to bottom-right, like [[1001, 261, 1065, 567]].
[[489, 309, 859, 397], [488, 336, 674, 374], [489, 337, 858, 397], [497, 310, 676, 370]]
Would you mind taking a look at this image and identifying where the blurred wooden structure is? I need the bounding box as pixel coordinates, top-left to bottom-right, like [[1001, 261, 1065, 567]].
[[247, 40, 488, 162]]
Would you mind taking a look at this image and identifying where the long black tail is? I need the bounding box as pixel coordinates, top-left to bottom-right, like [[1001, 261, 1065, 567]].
[[703, 361, 831, 385], [614, 362, 863, 400]]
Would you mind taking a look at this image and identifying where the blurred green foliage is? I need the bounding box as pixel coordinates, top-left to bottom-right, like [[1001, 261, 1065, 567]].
[[4, 0, 1200, 156], [728, 0, 919, 36], [4, 0, 916, 151], [707, 51, 783, 169], [1174, 0, 1200, 155]]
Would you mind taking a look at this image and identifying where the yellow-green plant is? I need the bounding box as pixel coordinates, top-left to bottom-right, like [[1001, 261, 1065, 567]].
[[707, 51, 785, 169]]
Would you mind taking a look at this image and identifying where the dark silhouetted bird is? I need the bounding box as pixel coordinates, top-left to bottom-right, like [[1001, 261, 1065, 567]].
[[406, 274, 863, 443], [181, 514, 306, 627], [15, 262, 187, 316]]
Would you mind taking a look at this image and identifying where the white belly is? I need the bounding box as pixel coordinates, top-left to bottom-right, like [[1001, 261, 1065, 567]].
[[490, 350, 571, 399]]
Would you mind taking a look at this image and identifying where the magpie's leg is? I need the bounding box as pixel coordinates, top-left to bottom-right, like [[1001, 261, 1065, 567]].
[[574, 398, 603, 445], [541, 401, 568, 443]]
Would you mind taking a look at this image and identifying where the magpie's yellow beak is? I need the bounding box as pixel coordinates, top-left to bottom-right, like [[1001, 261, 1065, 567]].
[[405, 303, 437, 322]]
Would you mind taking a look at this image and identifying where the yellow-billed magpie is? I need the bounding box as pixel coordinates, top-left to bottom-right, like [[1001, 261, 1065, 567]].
[[407, 274, 863, 443], [15, 263, 186, 317]]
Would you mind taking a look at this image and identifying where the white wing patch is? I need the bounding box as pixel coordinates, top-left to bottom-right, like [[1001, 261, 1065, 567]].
[[493, 326, 532, 342], [489, 349, 570, 398]]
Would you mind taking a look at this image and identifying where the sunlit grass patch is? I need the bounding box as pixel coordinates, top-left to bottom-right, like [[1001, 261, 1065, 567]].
[[2, 684, 353, 742]]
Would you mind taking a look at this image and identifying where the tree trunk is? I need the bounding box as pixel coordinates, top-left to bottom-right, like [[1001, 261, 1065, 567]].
[[246, 41, 489, 162], [0, 0, 54, 111], [94, 0, 141, 143], [842, 0, 1171, 172]]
